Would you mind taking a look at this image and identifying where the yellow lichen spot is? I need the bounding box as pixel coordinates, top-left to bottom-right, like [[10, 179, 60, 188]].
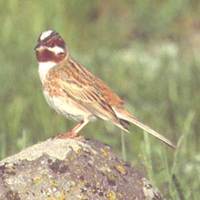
[[101, 147, 110, 158], [33, 176, 42, 184], [46, 191, 66, 200], [51, 179, 58, 187], [56, 192, 66, 200], [115, 165, 126, 175], [76, 147, 82, 154], [106, 191, 117, 200]]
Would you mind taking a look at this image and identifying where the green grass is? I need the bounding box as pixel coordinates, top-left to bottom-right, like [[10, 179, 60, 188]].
[[0, 1, 199, 199]]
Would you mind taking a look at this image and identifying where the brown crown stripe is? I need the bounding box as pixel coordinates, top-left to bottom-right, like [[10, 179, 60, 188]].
[[37, 31, 66, 55]]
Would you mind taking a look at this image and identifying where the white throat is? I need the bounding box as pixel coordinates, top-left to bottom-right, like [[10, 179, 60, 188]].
[[38, 62, 56, 83]]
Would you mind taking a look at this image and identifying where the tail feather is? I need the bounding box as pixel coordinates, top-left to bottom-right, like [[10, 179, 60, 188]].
[[114, 109, 176, 149], [113, 118, 130, 133]]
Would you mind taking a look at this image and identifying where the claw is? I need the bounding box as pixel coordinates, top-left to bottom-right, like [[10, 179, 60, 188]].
[[56, 131, 78, 139]]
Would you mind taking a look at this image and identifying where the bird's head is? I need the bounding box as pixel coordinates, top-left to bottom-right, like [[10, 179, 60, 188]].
[[35, 30, 68, 64]]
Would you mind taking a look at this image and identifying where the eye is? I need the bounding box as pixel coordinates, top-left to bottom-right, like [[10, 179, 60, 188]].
[[58, 52, 65, 56], [49, 41, 54, 47]]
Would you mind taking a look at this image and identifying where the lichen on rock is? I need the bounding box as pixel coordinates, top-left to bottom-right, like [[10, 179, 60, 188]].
[[0, 138, 163, 200]]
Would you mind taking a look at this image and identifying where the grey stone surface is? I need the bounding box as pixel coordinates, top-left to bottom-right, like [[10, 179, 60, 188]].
[[0, 138, 163, 200]]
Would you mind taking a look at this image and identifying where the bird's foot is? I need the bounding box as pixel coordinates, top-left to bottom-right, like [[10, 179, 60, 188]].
[[55, 131, 83, 140]]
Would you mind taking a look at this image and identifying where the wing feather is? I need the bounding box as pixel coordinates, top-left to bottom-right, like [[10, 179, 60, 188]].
[[48, 58, 128, 131], [58, 77, 118, 121]]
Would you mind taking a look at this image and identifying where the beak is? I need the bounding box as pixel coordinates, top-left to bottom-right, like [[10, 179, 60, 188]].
[[34, 43, 42, 51]]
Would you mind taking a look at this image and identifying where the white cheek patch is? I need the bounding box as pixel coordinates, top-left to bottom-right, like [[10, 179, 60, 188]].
[[47, 46, 65, 54], [40, 30, 53, 41]]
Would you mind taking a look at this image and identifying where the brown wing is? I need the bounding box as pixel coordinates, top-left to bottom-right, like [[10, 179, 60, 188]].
[[59, 78, 118, 121], [95, 77, 124, 106], [66, 58, 124, 106], [52, 58, 121, 123]]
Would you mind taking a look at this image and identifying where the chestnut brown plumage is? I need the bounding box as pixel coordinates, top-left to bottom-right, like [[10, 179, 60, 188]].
[[35, 30, 176, 149]]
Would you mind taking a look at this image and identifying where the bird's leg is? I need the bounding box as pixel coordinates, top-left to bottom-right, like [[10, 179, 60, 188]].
[[56, 120, 89, 139]]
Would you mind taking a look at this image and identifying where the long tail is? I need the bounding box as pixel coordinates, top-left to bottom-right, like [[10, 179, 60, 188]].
[[114, 108, 176, 149]]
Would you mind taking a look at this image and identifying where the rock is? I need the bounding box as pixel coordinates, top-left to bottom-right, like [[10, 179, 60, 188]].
[[0, 138, 163, 200]]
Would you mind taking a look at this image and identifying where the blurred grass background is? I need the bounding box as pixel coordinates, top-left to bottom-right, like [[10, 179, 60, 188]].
[[0, 0, 200, 199]]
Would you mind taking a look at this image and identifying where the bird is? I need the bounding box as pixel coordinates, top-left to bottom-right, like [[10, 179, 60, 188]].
[[34, 30, 176, 149]]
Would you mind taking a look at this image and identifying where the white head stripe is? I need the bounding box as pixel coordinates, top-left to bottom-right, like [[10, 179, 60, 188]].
[[40, 30, 53, 41], [47, 46, 65, 54]]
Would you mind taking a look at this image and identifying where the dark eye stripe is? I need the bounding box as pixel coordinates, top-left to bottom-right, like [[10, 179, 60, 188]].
[[36, 49, 66, 62]]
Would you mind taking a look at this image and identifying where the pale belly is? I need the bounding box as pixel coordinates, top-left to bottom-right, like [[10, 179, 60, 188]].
[[43, 91, 94, 121]]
